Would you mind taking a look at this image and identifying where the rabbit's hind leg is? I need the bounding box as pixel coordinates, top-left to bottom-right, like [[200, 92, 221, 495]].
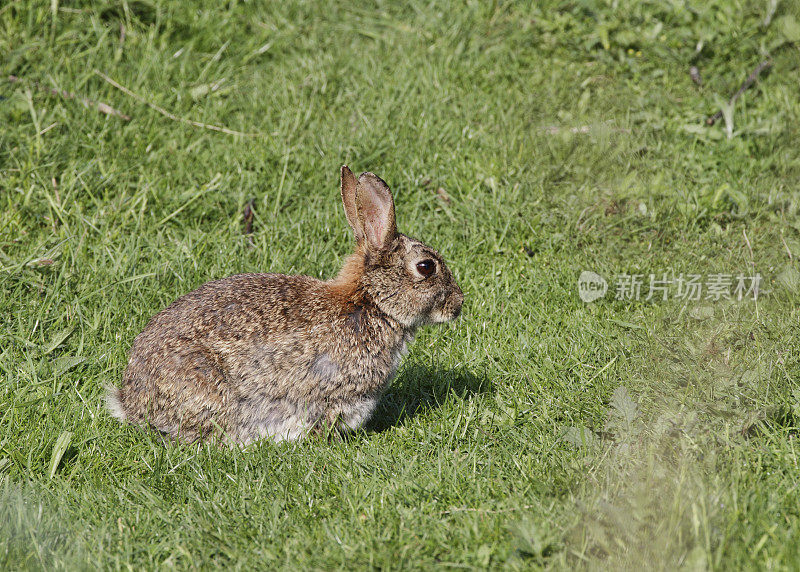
[[117, 348, 230, 443]]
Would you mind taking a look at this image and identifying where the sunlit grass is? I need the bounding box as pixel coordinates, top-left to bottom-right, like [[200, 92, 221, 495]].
[[1, 0, 799, 569]]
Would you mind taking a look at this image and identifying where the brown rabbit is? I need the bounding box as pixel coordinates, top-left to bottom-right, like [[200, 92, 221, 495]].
[[107, 166, 463, 444]]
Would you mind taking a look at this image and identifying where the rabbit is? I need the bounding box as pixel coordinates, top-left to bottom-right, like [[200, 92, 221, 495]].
[[107, 166, 463, 445]]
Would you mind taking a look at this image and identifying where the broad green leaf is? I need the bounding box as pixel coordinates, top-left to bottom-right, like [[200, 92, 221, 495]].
[[48, 431, 72, 479], [43, 328, 74, 355]]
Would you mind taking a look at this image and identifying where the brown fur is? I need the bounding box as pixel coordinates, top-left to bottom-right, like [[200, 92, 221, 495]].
[[109, 166, 463, 445]]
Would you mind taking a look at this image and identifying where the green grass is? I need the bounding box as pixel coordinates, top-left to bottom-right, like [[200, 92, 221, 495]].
[[2, 0, 800, 569]]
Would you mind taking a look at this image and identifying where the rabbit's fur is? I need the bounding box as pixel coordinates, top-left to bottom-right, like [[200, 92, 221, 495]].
[[108, 166, 463, 444]]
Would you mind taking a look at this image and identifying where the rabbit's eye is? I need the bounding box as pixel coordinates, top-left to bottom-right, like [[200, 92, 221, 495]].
[[416, 259, 436, 277]]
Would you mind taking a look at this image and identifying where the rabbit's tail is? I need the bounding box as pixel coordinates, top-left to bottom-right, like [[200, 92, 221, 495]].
[[105, 385, 127, 421]]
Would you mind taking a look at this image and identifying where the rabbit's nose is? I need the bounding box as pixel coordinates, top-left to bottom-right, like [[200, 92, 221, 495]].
[[450, 288, 464, 318]]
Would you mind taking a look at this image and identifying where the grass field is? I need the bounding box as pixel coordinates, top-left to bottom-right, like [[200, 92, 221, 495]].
[[2, 0, 800, 569]]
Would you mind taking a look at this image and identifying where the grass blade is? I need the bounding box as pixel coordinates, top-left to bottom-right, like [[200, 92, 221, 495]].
[[48, 431, 72, 479]]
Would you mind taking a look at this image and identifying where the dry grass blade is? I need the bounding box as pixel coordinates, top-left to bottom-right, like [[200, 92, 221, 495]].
[[706, 60, 772, 126], [94, 70, 259, 137], [689, 66, 702, 86], [7, 75, 131, 120], [243, 199, 255, 235]]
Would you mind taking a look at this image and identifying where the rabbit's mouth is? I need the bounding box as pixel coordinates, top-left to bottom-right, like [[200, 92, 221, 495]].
[[430, 307, 460, 324], [429, 288, 464, 324]]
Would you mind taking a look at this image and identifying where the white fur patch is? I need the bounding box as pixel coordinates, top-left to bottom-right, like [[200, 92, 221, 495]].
[[235, 400, 316, 445], [338, 397, 379, 431], [390, 334, 413, 374], [430, 308, 448, 323], [243, 417, 307, 445], [105, 385, 126, 421], [311, 353, 339, 381]]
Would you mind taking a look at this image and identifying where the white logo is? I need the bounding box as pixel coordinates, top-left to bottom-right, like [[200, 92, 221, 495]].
[[579, 271, 608, 302]]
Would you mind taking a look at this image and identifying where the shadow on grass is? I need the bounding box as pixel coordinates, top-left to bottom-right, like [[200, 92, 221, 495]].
[[366, 364, 491, 433]]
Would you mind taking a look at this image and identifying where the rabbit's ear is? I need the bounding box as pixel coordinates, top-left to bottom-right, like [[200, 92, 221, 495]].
[[356, 172, 397, 251], [341, 165, 364, 242]]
